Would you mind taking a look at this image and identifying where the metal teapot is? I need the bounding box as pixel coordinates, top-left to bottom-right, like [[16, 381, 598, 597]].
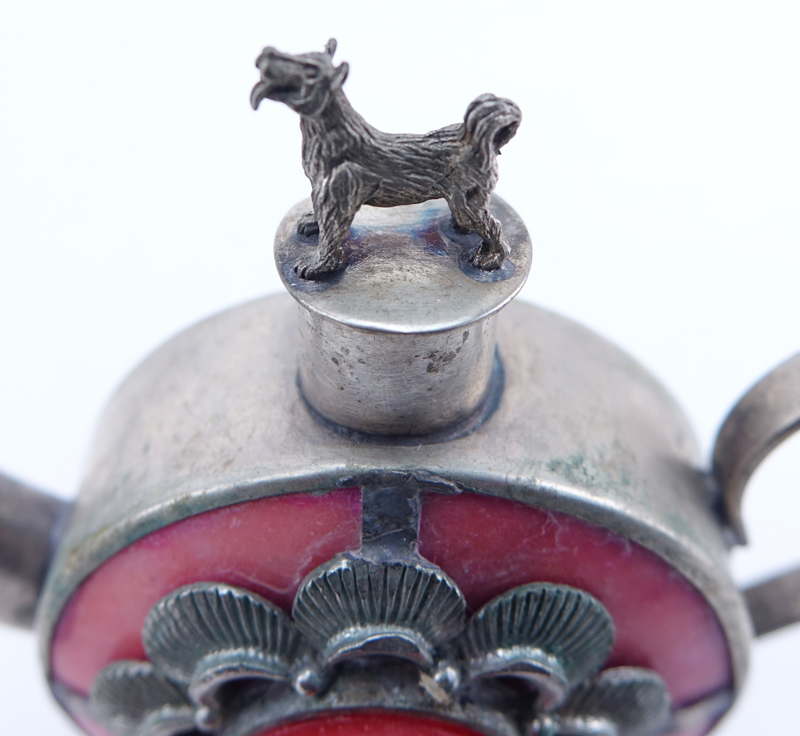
[[1, 5, 794, 726]]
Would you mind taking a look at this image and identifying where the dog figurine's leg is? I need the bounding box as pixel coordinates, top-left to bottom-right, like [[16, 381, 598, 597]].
[[294, 163, 377, 280], [447, 192, 509, 271], [296, 211, 319, 237], [470, 211, 507, 271]]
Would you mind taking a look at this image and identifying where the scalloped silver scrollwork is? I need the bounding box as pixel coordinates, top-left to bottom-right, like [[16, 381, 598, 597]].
[[89, 482, 671, 736], [90, 574, 671, 736]]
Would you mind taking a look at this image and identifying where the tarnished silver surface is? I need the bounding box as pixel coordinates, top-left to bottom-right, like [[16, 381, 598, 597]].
[[88, 479, 636, 736], [713, 351, 800, 545], [277, 197, 530, 437], [90, 661, 195, 736], [37, 293, 751, 695], [84, 455, 682, 736], [70, 676, 717, 736], [293, 554, 466, 669], [90, 573, 658, 736], [294, 480, 466, 668], [219, 661, 521, 736], [252, 41, 521, 279], [466, 584, 615, 710], [742, 566, 800, 637], [275, 199, 530, 333], [530, 667, 671, 736], [0, 470, 68, 628], [668, 690, 734, 736], [142, 583, 313, 728], [142, 583, 303, 686], [360, 484, 424, 556]]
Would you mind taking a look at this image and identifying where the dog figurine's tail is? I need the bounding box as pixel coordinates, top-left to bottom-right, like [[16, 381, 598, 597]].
[[461, 94, 522, 170]]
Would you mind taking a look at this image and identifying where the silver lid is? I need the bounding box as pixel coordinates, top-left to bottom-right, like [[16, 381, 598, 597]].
[[275, 196, 532, 438]]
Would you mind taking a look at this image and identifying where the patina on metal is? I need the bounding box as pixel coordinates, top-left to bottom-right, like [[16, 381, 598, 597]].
[[90, 661, 195, 736], [275, 196, 531, 438], [141, 582, 318, 730], [742, 567, 800, 637], [89, 581, 671, 736], [0, 471, 68, 628], [292, 482, 466, 671], [465, 583, 616, 711], [87, 482, 670, 736], [711, 351, 800, 638], [251, 40, 521, 279], [530, 668, 672, 736], [0, 35, 798, 736], [713, 350, 800, 545]]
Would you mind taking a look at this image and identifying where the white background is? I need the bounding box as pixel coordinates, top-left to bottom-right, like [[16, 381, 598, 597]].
[[0, 2, 798, 734]]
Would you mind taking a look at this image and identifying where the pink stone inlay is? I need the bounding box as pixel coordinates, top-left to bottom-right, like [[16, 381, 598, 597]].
[[50, 489, 361, 695], [256, 711, 485, 736], [51, 487, 731, 736], [418, 492, 731, 708]]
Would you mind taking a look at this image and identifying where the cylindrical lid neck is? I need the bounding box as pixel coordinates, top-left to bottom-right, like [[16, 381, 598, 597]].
[[275, 196, 531, 441]]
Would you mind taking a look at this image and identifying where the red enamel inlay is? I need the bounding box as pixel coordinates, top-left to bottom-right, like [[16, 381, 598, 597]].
[[51, 489, 362, 695], [252, 711, 485, 736], [418, 492, 731, 707], [69, 707, 711, 736], [256, 713, 719, 736], [51, 488, 731, 736]]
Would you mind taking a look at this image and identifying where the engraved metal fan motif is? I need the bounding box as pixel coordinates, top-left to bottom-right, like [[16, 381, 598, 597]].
[[88, 476, 673, 736], [292, 554, 466, 668], [465, 583, 615, 709], [140, 582, 317, 729], [90, 661, 195, 736], [530, 667, 672, 736], [143, 583, 305, 686], [90, 573, 671, 736]]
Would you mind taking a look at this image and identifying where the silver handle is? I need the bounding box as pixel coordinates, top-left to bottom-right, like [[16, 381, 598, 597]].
[[742, 568, 800, 637], [0, 471, 69, 629], [712, 351, 800, 636]]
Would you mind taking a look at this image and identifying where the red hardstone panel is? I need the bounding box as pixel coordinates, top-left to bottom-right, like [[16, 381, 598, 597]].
[[51, 488, 731, 736], [253, 713, 716, 736], [418, 492, 731, 708], [51, 489, 362, 695], [254, 711, 485, 736], [70, 708, 714, 736]]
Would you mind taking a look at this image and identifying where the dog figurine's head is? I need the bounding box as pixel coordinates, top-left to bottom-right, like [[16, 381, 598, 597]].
[[250, 39, 349, 117]]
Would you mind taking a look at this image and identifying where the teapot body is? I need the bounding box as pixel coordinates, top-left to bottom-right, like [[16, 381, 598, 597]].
[[39, 289, 748, 736]]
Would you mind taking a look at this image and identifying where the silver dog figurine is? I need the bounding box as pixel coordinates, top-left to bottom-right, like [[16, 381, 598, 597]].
[[251, 40, 521, 280]]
